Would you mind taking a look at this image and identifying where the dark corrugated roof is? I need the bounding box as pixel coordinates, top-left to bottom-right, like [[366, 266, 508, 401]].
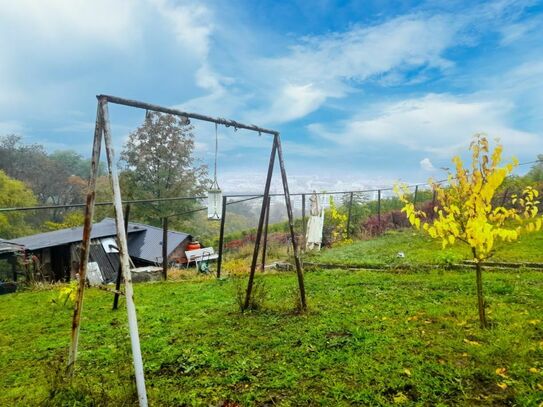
[[0, 239, 23, 255], [9, 218, 191, 264], [10, 218, 143, 251], [0, 239, 24, 257], [127, 221, 191, 263]]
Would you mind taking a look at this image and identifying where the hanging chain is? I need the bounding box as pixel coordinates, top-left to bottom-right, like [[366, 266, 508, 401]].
[[214, 123, 218, 184]]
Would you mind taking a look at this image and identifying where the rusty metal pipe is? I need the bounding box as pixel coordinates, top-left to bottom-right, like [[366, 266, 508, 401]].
[[244, 136, 277, 310], [276, 135, 306, 310], [261, 196, 270, 272], [68, 104, 103, 372], [99, 94, 278, 136]]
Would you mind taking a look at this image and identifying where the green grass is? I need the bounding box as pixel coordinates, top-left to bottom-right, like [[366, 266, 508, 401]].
[[1, 268, 543, 406], [307, 229, 543, 268]]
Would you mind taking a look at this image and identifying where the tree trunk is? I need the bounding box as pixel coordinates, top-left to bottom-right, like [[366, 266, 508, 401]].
[[475, 262, 488, 328]]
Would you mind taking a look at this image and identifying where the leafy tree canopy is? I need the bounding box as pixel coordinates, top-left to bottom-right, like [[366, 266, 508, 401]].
[[120, 112, 209, 225], [0, 170, 37, 238], [49, 150, 105, 179], [0, 135, 87, 214], [526, 154, 543, 182]]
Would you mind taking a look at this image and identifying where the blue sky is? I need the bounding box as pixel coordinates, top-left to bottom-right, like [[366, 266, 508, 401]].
[[0, 0, 542, 193]]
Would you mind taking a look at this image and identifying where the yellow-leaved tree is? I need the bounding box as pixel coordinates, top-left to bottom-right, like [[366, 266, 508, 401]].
[[395, 135, 541, 328]]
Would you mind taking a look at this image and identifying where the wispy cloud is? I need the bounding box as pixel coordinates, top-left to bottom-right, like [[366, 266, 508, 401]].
[[150, 0, 213, 60], [420, 158, 436, 172], [232, 13, 464, 124], [184, 0, 540, 126], [308, 93, 541, 156]]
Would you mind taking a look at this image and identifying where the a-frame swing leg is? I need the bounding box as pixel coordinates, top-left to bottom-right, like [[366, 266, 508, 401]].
[[276, 135, 306, 310], [244, 134, 306, 311], [244, 136, 277, 310], [100, 96, 148, 407], [68, 104, 103, 373], [260, 195, 270, 272]]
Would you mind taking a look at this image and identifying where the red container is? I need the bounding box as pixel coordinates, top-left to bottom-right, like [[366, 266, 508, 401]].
[[186, 241, 201, 251]]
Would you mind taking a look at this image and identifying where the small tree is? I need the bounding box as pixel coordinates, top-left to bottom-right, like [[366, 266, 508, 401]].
[[121, 112, 208, 224], [396, 135, 541, 328]]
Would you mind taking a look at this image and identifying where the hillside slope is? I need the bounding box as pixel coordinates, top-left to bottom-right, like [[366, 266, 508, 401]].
[[1, 268, 543, 405]]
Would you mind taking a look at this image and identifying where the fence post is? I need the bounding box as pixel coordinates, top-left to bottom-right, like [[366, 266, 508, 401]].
[[377, 190, 381, 229], [431, 189, 437, 220], [10, 257, 17, 282], [113, 203, 130, 310], [162, 217, 168, 280], [500, 188, 509, 207], [413, 185, 419, 207], [346, 192, 354, 238], [261, 196, 270, 272], [301, 194, 306, 251], [216, 195, 227, 278]]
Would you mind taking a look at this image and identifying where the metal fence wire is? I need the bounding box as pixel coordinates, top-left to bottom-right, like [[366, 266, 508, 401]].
[[1, 180, 540, 283]]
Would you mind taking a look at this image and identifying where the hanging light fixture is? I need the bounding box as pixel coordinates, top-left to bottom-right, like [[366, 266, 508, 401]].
[[207, 123, 222, 220]]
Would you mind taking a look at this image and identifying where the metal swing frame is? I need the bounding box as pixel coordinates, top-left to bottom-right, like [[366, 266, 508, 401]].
[[68, 94, 306, 406]]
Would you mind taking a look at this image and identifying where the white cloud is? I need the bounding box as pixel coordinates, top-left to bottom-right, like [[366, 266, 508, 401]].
[[272, 14, 456, 84], [0, 0, 140, 50], [242, 14, 461, 124], [420, 158, 436, 172], [251, 84, 328, 124], [0, 0, 215, 116], [149, 0, 213, 60], [175, 64, 245, 118], [308, 93, 542, 157], [0, 0, 139, 113], [181, 1, 540, 126], [498, 11, 543, 45]]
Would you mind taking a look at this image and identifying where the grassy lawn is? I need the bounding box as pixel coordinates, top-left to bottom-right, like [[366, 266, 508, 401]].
[[1, 268, 543, 406], [307, 229, 543, 268]]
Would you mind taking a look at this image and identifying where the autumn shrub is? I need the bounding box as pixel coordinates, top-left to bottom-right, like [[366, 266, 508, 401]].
[[234, 277, 267, 311], [323, 196, 351, 246]]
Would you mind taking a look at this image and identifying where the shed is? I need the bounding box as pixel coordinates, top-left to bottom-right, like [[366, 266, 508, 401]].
[[8, 218, 192, 282], [0, 239, 24, 282]]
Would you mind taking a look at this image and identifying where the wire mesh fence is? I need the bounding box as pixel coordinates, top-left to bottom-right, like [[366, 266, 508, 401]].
[[1, 179, 542, 283]]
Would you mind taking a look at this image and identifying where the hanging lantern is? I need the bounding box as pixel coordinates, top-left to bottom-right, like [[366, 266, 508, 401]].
[[207, 123, 222, 220], [207, 181, 222, 221]]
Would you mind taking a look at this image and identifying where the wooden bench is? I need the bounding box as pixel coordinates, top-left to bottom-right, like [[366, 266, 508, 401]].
[[185, 247, 219, 268]]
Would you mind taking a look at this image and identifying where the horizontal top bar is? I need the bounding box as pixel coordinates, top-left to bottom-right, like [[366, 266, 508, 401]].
[[98, 94, 279, 136]]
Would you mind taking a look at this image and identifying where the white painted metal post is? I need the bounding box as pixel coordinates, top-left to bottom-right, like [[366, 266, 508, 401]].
[[99, 97, 148, 406]]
